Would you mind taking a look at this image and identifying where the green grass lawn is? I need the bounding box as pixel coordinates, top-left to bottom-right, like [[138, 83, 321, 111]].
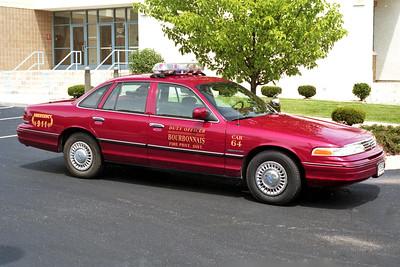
[[277, 98, 400, 124]]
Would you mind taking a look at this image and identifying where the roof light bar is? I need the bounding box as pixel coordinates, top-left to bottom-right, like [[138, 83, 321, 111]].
[[151, 63, 205, 77]]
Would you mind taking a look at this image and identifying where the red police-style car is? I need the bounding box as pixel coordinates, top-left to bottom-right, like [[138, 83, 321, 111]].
[[17, 63, 385, 204]]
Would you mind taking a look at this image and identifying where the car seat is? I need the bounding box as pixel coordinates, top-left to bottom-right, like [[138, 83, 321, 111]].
[[181, 96, 197, 117]]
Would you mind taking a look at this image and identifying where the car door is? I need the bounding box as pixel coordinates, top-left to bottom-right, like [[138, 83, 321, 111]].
[[147, 82, 226, 175], [91, 81, 151, 165]]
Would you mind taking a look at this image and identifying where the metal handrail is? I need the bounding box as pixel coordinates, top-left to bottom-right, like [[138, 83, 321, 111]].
[[94, 49, 136, 71], [52, 51, 82, 70], [13, 51, 45, 71]]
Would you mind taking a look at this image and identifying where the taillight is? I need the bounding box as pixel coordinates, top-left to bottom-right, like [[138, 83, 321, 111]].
[[23, 108, 31, 124]]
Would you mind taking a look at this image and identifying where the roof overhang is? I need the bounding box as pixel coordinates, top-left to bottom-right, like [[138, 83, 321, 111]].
[[0, 0, 138, 11]]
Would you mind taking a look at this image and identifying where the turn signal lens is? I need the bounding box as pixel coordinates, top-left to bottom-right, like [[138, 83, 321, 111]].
[[311, 148, 334, 156], [312, 143, 366, 157]]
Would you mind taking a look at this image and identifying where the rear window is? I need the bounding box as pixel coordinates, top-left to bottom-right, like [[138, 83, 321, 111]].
[[79, 84, 112, 109]]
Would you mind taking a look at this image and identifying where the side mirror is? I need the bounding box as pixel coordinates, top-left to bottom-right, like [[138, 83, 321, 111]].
[[192, 107, 210, 121], [269, 94, 281, 112]]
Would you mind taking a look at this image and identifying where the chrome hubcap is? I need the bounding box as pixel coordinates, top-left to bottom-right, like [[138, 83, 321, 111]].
[[69, 141, 93, 171], [255, 161, 288, 196]]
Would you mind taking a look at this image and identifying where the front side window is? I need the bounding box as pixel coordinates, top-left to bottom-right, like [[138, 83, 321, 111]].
[[197, 82, 275, 121], [156, 83, 205, 119], [79, 84, 111, 108], [103, 82, 150, 113]]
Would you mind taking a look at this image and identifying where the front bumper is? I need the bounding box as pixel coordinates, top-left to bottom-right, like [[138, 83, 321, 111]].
[[303, 149, 385, 186]]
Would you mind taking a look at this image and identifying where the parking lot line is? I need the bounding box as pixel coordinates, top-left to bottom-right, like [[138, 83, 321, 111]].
[[0, 106, 14, 110], [0, 116, 22, 121], [0, 134, 17, 139]]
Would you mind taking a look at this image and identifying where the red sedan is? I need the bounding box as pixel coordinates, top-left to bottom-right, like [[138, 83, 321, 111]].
[[17, 64, 385, 204]]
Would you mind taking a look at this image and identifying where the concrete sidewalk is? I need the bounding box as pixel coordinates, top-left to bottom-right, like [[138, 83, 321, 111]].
[[385, 156, 400, 171]]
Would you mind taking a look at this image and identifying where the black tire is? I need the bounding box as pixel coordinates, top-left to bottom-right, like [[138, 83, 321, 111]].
[[246, 151, 302, 205], [63, 132, 102, 179]]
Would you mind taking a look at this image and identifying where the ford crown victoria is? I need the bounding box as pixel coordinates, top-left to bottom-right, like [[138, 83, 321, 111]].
[[17, 63, 385, 204]]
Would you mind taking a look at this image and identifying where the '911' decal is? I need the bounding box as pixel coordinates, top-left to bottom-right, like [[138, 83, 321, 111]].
[[32, 113, 53, 128]]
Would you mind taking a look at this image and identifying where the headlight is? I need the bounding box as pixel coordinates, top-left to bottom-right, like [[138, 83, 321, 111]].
[[312, 143, 365, 157]]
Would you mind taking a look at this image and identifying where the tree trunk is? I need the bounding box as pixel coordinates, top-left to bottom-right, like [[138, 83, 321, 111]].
[[250, 78, 257, 94]]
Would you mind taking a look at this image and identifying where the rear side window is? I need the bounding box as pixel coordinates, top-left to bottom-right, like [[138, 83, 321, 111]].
[[79, 84, 111, 109], [102, 82, 150, 113]]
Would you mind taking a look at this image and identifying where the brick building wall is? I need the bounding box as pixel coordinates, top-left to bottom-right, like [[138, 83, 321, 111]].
[[0, 6, 52, 70]]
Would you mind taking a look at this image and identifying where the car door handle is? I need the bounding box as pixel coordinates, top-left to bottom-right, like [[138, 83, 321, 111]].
[[149, 123, 165, 128], [92, 116, 105, 122]]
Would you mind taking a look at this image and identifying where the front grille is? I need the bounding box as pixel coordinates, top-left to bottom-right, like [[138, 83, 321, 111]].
[[360, 138, 376, 151]]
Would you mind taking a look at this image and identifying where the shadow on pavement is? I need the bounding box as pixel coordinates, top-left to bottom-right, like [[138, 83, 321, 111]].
[[21, 157, 381, 209], [0, 246, 24, 265], [298, 184, 380, 209], [21, 157, 244, 199], [21, 157, 67, 175], [101, 164, 245, 199]]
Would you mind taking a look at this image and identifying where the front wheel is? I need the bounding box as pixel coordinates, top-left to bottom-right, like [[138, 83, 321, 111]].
[[63, 133, 102, 179], [246, 151, 302, 205]]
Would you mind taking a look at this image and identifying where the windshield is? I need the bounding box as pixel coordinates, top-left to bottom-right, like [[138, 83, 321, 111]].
[[197, 82, 275, 121]]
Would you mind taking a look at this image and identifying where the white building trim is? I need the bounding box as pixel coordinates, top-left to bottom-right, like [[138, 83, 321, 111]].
[[0, 0, 135, 10]]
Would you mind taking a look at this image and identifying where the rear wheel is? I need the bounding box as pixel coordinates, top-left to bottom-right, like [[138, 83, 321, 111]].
[[246, 151, 302, 205], [63, 133, 102, 178]]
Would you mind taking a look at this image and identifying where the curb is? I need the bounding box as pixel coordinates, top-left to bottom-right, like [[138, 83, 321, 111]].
[[0, 102, 27, 108], [385, 155, 400, 171]]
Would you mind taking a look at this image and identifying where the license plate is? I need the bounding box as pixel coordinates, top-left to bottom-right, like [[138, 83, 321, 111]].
[[377, 161, 385, 177]]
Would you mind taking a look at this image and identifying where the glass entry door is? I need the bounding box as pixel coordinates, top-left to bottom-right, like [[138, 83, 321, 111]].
[[100, 24, 113, 65], [72, 26, 86, 66]]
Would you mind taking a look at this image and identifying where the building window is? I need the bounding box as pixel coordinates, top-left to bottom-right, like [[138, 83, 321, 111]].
[[99, 9, 114, 23], [87, 10, 97, 24], [72, 11, 85, 24], [87, 23, 97, 65], [54, 12, 71, 66], [53, 8, 139, 69], [127, 9, 139, 50], [115, 8, 125, 22], [54, 12, 70, 24]]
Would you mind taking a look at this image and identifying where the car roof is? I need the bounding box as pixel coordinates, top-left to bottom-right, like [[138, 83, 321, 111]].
[[110, 74, 229, 88]]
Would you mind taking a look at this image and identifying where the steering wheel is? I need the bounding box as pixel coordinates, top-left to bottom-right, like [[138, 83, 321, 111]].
[[232, 100, 245, 109]]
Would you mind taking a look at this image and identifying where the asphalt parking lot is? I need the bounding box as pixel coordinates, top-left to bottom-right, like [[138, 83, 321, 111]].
[[0, 106, 399, 267]]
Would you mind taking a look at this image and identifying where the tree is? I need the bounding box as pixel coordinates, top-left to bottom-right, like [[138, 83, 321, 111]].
[[135, 0, 346, 93]]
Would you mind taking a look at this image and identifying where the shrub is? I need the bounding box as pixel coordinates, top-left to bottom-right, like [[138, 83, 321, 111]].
[[353, 83, 371, 101], [261, 86, 282, 97], [361, 125, 400, 155], [68, 85, 85, 98], [129, 48, 164, 74], [215, 86, 237, 97], [298, 85, 316, 99], [331, 107, 366, 126]]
